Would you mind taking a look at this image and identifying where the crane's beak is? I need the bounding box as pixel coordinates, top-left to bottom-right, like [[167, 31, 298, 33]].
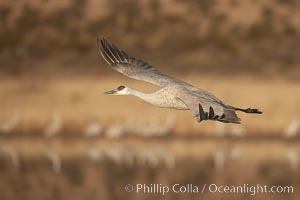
[[104, 89, 118, 94]]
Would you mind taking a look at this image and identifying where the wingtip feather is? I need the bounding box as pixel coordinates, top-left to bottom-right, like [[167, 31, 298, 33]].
[[97, 37, 130, 65]]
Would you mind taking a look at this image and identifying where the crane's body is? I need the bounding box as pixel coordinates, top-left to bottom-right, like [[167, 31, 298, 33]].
[[125, 86, 188, 110], [98, 37, 262, 124]]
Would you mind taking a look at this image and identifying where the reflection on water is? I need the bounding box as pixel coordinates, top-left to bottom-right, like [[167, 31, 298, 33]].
[[0, 137, 299, 200]]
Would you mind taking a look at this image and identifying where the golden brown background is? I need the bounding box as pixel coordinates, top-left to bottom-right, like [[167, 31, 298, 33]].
[[0, 0, 299, 199]]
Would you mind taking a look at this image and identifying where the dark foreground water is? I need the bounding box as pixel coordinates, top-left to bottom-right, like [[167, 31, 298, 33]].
[[0, 136, 299, 200]]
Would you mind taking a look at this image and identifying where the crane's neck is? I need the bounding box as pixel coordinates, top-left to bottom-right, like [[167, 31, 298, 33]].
[[127, 88, 157, 105]]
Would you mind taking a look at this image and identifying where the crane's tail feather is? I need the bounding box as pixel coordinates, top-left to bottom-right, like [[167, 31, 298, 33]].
[[233, 107, 263, 114]]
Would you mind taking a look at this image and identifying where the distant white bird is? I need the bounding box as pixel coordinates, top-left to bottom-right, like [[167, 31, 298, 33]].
[[135, 146, 175, 168], [283, 118, 300, 139], [83, 144, 104, 162], [0, 112, 20, 134], [122, 147, 136, 167], [155, 147, 176, 169], [0, 146, 20, 169], [213, 147, 226, 172], [83, 121, 103, 137], [139, 150, 159, 168], [44, 147, 61, 173], [98, 37, 262, 124], [44, 112, 62, 138], [105, 122, 128, 138], [286, 147, 299, 171], [105, 147, 124, 165], [130, 116, 176, 137], [228, 146, 243, 159]]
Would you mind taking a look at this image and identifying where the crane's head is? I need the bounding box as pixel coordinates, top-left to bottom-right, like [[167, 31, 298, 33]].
[[104, 85, 129, 95]]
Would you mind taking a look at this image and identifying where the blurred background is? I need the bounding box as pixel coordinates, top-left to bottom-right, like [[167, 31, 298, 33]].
[[0, 0, 299, 199]]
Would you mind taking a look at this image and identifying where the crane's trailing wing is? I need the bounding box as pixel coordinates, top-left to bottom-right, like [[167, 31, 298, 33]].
[[178, 92, 241, 123]]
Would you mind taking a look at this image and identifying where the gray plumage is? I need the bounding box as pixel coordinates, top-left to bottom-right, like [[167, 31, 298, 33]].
[[98, 37, 262, 124]]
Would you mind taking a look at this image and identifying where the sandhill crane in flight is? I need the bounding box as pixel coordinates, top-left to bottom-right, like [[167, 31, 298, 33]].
[[98, 38, 262, 124]]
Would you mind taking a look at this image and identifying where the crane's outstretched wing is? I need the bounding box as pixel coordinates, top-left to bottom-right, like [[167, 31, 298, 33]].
[[177, 91, 241, 123], [98, 37, 181, 87]]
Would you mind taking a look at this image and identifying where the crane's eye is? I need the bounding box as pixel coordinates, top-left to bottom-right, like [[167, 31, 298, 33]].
[[118, 85, 125, 90]]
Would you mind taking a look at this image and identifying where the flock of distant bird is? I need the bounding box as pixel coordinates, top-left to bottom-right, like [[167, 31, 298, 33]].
[[43, 112, 176, 139], [0, 112, 176, 173], [0, 112, 175, 138], [1, 112, 299, 138], [83, 144, 175, 169], [0, 112, 299, 173]]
